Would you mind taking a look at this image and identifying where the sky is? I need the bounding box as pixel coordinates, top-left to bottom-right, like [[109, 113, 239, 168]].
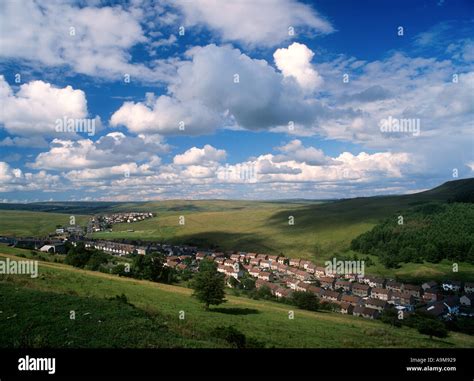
[[0, 0, 473, 202]]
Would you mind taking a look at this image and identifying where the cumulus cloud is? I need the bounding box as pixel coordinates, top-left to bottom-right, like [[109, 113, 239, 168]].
[[173, 145, 226, 165], [0, 0, 173, 81], [273, 139, 337, 166], [171, 0, 333, 47], [112, 44, 329, 135], [30, 133, 168, 171], [0, 76, 91, 138], [274, 42, 323, 91], [0, 161, 62, 192], [110, 94, 222, 135]]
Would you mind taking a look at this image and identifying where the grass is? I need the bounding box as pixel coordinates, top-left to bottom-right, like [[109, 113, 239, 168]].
[[1, 252, 473, 348], [0, 210, 89, 237]]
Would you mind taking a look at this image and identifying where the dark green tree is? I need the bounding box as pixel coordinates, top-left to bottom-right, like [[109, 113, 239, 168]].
[[417, 318, 448, 340], [291, 291, 319, 311], [192, 259, 226, 310]]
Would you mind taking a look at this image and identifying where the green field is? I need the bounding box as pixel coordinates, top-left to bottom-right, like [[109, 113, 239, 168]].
[[0, 210, 89, 237], [1, 179, 473, 282], [1, 252, 473, 348]]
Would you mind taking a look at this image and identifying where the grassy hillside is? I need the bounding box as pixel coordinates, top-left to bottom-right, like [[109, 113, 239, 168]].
[[0, 210, 89, 237], [93, 179, 474, 260], [1, 252, 473, 348]]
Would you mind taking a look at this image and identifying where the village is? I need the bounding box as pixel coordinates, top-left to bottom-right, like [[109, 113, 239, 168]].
[[87, 212, 154, 233], [164, 250, 474, 321], [1, 221, 473, 324]]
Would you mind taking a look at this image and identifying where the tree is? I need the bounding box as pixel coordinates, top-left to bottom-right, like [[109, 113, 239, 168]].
[[192, 259, 226, 310], [417, 318, 448, 340], [291, 291, 319, 311]]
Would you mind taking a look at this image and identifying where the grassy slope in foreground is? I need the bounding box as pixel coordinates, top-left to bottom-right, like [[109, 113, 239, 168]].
[[0, 253, 473, 348]]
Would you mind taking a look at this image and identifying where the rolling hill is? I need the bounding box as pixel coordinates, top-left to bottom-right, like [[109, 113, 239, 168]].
[[0, 252, 472, 348]]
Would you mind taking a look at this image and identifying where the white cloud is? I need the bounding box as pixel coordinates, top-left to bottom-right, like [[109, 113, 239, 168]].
[[31, 133, 168, 171], [0, 76, 90, 138], [172, 0, 333, 47], [173, 145, 226, 165], [112, 44, 329, 135], [273, 139, 336, 165], [110, 94, 222, 135], [0, 161, 62, 192], [274, 42, 323, 91], [0, 0, 171, 81]]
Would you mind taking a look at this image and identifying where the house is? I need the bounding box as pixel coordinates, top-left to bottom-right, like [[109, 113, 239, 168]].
[[341, 295, 361, 306], [390, 291, 415, 306], [306, 263, 316, 274], [366, 277, 386, 288], [277, 257, 287, 265], [423, 289, 442, 303], [255, 279, 274, 290], [464, 282, 474, 294], [315, 266, 326, 278], [353, 306, 379, 319], [320, 276, 335, 289], [166, 260, 179, 268], [177, 263, 187, 271], [300, 260, 311, 269], [403, 284, 422, 298], [223, 259, 235, 267], [460, 294, 474, 307], [256, 254, 268, 261], [306, 285, 322, 296], [296, 282, 310, 292], [334, 280, 352, 292], [287, 279, 300, 290], [214, 257, 225, 265], [260, 260, 271, 269], [352, 283, 370, 297], [386, 281, 403, 292], [289, 258, 302, 267], [422, 281, 438, 291], [275, 287, 293, 299], [321, 290, 341, 302], [225, 263, 244, 279], [248, 267, 261, 278], [246, 252, 257, 259], [365, 298, 387, 311], [257, 272, 274, 282], [270, 261, 280, 271], [424, 303, 447, 318], [230, 254, 241, 262], [442, 280, 462, 292], [195, 252, 207, 261], [339, 302, 354, 315], [217, 264, 227, 274], [295, 269, 311, 281], [277, 264, 289, 273], [250, 258, 261, 266], [267, 255, 279, 262], [370, 287, 392, 301]]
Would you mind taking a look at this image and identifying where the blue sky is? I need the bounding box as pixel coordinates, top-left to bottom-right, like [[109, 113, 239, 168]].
[[0, 0, 473, 201]]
